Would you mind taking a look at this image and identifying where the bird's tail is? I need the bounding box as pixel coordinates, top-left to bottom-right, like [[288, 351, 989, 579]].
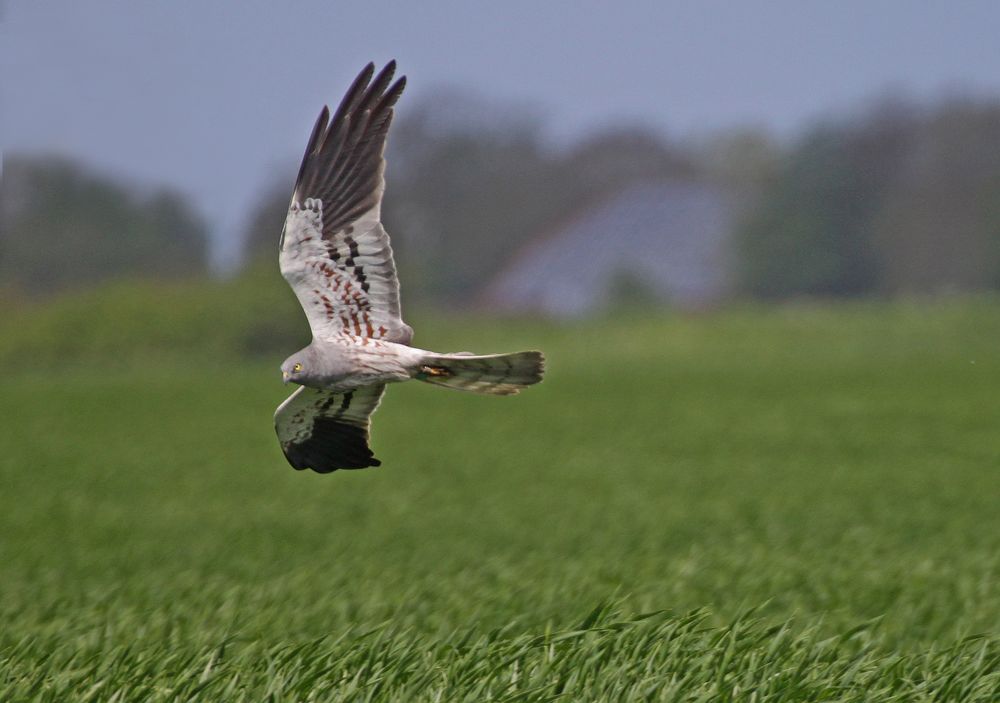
[[414, 350, 545, 395]]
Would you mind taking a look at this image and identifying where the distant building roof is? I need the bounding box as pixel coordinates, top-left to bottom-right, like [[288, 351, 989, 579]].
[[481, 181, 735, 317]]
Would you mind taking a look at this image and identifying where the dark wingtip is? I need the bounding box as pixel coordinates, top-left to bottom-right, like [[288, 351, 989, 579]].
[[312, 105, 331, 141], [391, 75, 407, 100], [382, 61, 403, 97], [367, 62, 397, 102], [348, 62, 376, 103], [329, 63, 376, 123]]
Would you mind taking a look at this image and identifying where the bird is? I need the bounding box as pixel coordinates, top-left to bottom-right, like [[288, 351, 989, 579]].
[[273, 61, 545, 473]]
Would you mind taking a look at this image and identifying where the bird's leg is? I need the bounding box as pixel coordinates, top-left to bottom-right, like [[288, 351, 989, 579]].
[[417, 365, 451, 380]]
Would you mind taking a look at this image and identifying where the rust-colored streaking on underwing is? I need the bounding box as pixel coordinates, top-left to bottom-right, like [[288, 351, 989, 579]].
[[348, 311, 361, 336]]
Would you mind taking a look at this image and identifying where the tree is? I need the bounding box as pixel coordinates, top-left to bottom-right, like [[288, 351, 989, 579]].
[[240, 173, 294, 270], [872, 99, 1000, 294], [558, 125, 697, 203], [736, 99, 920, 298], [737, 95, 1000, 299], [1, 155, 208, 294]]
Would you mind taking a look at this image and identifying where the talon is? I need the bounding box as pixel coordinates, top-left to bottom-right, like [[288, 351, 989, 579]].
[[420, 365, 450, 377]]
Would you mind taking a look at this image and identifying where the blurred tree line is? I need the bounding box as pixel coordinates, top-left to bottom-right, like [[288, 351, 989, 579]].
[[1, 156, 208, 295], [738, 97, 1000, 297], [4, 91, 1000, 303]]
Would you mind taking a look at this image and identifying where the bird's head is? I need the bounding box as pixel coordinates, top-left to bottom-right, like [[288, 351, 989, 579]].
[[281, 350, 311, 385]]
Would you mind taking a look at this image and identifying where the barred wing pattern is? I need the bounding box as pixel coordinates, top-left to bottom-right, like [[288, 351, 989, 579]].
[[274, 384, 386, 472], [279, 62, 413, 345]]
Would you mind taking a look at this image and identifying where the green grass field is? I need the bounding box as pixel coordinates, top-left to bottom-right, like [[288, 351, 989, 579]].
[[2, 294, 999, 700]]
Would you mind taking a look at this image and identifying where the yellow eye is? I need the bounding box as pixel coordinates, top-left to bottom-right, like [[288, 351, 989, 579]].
[[293, 363, 303, 372]]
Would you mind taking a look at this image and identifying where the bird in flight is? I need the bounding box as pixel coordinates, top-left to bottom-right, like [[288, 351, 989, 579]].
[[273, 61, 545, 473]]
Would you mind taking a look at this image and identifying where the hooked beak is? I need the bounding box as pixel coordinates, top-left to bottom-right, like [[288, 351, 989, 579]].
[[282, 371, 290, 384]]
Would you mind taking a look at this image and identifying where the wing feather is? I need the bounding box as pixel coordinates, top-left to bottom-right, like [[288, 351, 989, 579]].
[[280, 61, 412, 345], [274, 384, 386, 473]]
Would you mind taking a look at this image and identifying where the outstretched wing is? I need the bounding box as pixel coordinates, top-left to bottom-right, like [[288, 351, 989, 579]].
[[279, 61, 413, 345], [274, 384, 386, 473]]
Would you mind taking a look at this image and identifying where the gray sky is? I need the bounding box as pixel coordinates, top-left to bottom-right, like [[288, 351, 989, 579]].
[[4, 1, 1000, 266]]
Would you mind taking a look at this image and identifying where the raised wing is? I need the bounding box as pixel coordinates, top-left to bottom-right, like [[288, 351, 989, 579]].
[[280, 61, 413, 345], [274, 384, 386, 473]]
